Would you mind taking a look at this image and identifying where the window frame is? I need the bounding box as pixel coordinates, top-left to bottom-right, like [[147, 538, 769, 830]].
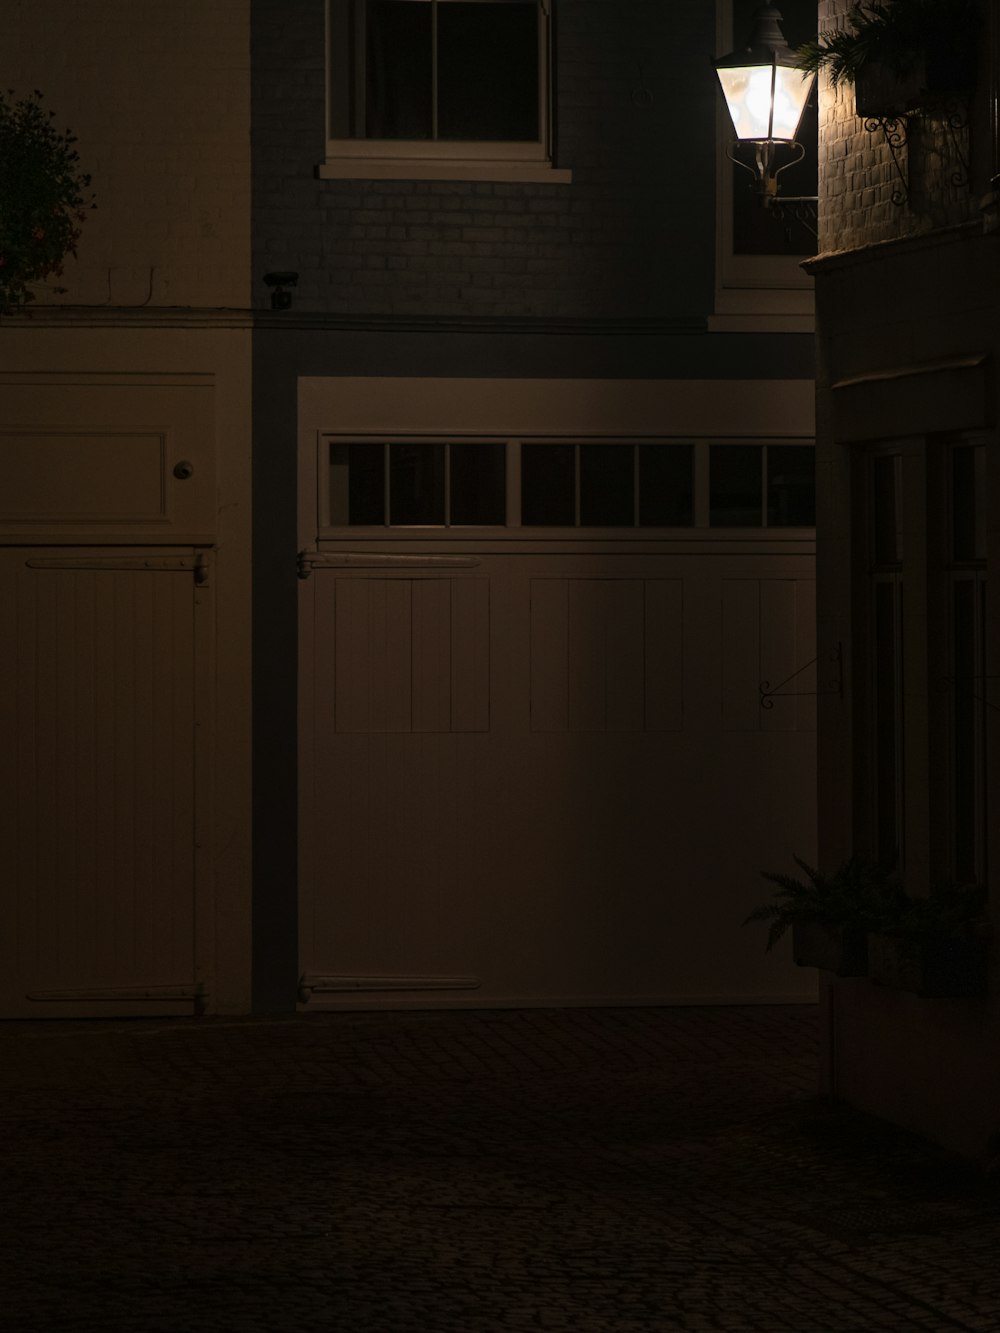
[[318, 434, 816, 537], [321, 0, 572, 183]]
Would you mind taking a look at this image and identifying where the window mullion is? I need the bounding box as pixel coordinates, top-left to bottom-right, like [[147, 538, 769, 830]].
[[506, 441, 521, 528], [431, 0, 439, 141]]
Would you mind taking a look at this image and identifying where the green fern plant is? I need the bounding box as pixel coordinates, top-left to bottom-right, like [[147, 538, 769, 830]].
[[796, 0, 980, 89], [743, 854, 903, 952]]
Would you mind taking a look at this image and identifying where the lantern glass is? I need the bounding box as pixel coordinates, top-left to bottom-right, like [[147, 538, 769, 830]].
[[717, 60, 813, 143]]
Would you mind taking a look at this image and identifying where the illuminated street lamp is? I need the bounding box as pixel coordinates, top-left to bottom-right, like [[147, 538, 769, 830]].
[[715, 5, 816, 202]]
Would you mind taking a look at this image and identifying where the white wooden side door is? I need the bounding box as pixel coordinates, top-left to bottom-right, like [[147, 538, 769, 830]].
[[0, 550, 212, 1017]]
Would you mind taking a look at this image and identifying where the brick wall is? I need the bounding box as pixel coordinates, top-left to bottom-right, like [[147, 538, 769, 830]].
[[818, 0, 980, 254], [252, 1, 719, 319], [6, 0, 251, 308]]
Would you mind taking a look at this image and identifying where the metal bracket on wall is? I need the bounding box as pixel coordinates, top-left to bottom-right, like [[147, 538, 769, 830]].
[[759, 643, 843, 710], [864, 117, 909, 205], [941, 100, 971, 188]]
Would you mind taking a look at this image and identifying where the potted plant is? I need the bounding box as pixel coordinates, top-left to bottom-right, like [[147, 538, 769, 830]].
[[796, 0, 980, 118], [867, 880, 989, 997], [743, 855, 903, 975], [0, 88, 95, 313]]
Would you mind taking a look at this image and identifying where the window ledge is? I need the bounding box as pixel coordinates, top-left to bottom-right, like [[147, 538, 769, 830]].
[[318, 158, 572, 184]]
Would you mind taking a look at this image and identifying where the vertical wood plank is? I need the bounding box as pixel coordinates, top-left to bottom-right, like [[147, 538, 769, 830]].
[[411, 580, 452, 732], [112, 573, 137, 976], [721, 579, 761, 731], [73, 574, 98, 979], [644, 579, 683, 732], [381, 581, 413, 732], [568, 579, 606, 731], [451, 578, 491, 733], [167, 572, 197, 981], [530, 579, 569, 732], [795, 578, 818, 733], [760, 580, 797, 734], [602, 581, 645, 732]]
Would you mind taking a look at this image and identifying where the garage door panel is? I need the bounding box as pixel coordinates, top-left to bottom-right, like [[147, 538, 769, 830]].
[[532, 578, 684, 733], [302, 553, 817, 1008], [333, 577, 490, 734]]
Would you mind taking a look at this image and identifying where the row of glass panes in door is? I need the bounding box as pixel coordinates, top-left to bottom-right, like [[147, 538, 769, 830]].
[[329, 441, 816, 528]]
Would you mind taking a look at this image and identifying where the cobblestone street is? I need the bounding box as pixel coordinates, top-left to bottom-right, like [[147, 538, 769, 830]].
[[3, 1004, 1000, 1332]]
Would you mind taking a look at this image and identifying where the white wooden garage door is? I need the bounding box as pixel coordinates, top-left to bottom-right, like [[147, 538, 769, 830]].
[[298, 419, 818, 1009]]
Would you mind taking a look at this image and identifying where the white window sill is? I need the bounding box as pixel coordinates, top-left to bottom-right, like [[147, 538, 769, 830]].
[[318, 158, 572, 183]]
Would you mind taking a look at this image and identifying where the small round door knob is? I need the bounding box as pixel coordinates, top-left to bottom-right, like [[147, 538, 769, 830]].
[[173, 460, 195, 480]]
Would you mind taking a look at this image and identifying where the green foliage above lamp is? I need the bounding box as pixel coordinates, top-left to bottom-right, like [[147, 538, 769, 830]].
[[0, 89, 95, 313], [795, 0, 980, 111]]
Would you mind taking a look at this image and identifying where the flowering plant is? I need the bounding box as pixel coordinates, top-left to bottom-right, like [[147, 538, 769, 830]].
[[0, 89, 95, 312]]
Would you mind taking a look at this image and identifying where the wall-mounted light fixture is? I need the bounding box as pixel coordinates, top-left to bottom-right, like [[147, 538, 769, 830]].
[[264, 271, 299, 310], [715, 4, 817, 218]]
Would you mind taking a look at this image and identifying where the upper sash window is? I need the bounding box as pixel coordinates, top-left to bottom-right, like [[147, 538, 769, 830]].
[[322, 0, 571, 181]]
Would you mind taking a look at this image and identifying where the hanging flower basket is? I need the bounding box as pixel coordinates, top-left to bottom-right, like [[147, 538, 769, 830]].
[[0, 88, 95, 313]]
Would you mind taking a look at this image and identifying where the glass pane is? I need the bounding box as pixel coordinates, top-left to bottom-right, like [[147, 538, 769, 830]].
[[579, 445, 634, 526], [952, 445, 986, 561], [330, 443, 385, 525], [522, 444, 575, 525], [709, 446, 762, 526], [450, 443, 506, 525], [872, 454, 900, 565], [874, 580, 902, 866], [390, 443, 445, 524], [767, 446, 815, 525], [437, 2, 539, 141], [952, 579, 977, 881], [638, 445, 694, 526], [366, 2, 432, 139]]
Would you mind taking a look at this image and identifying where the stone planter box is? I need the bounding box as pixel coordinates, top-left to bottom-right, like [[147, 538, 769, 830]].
[[792, 922, 868, 976], [854, 53, 974, 119], [867, 932, 988, 998]]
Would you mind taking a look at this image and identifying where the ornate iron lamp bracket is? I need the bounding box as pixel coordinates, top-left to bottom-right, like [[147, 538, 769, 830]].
[[864, 116, 909, 205]]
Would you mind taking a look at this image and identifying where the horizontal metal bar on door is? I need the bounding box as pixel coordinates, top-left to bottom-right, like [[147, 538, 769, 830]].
[[299, 974, 481, 1000], [299, 551, 481, 576], [25, 554, 210, 583], [26, 984, 207, 1004]]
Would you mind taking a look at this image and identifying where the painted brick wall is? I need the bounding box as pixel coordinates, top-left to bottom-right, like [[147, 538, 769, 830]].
[[252, 1, 719, 319], [818, 0, 979, 254], [6, 0, 251, 308]]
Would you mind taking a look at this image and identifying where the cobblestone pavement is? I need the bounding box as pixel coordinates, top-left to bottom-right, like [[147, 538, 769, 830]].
[[3, 1004, 1000, 1333]]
